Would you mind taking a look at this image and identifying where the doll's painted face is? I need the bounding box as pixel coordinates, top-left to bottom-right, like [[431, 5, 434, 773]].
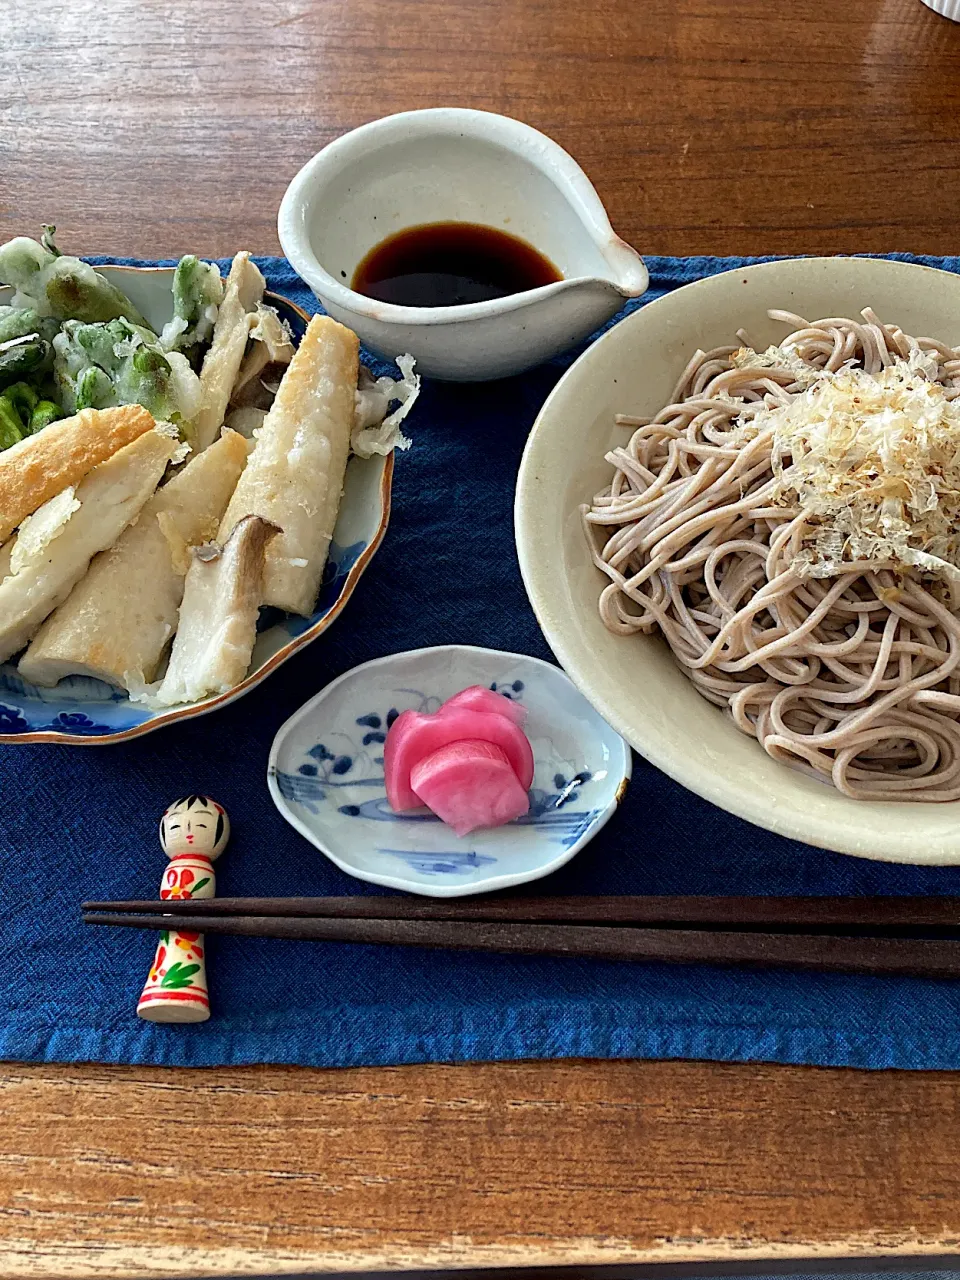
[[160, 795, 230, 860]]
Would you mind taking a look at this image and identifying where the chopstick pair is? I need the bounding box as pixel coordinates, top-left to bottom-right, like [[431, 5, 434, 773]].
[[82, 895, 960, 979]]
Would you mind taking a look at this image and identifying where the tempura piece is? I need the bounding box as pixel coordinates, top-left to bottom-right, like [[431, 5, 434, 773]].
[[0, 227, 151, 327], [0, 380, 63, 444], [0, 429, 176, 664], [189, 253, 265, 452], [0, 404, 155, 544], [0, 333, 53, 397], [151, 515, 280, 706], [0, 306, 59, 346], [53, 318, 202, 423], [9, 487, 80, 572], [20, 429, 250, 689], [219, 314, 359, 616], [229, 305, 295, 408], [160, 256, 224, 355]]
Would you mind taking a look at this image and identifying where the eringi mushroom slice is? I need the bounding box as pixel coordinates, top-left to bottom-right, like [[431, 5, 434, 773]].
[[218, 314, 359, 616], [229, 305, 295, 409], [150, 514, 280, 707]]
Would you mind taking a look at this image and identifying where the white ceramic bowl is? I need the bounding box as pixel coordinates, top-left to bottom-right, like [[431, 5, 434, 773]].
[[0, 266, 393, 746], [516, 256, 960, 865], [267, 645, 631, 897], [278, 108, 648, 381], [920, 0, 960, 20]]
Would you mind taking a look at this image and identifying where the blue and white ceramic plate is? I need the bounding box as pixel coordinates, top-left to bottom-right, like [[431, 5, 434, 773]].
[[267, 644, 631, 897], [0, 265, 393, 746]]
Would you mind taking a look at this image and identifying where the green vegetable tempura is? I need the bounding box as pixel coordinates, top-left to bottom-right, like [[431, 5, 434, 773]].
[[54, 318, 201, 423], [0, 379, 63, 448], [0, 227, 226, 453], [161, 255, 224, 359], [0, 227, 153, 328]]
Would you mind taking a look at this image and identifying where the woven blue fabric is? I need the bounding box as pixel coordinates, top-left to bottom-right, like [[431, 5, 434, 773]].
[[4, 253, 960, 1071]]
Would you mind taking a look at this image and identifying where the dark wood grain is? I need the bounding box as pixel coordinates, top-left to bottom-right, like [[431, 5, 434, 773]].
[[2, 1059, 960, 1278], [2, 0, 959, 260], [4, 1, 960, 1275]]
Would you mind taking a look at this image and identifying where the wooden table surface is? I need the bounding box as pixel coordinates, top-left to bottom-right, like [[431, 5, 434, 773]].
[[3, 0, 960, 1276]]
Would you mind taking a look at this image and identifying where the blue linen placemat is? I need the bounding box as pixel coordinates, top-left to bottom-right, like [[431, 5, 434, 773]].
[[3, 252, 960, 1072]]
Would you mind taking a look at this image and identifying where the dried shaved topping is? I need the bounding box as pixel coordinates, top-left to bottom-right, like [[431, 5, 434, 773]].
[[731, 344, 823, 387], [751, 350, 960, 579]]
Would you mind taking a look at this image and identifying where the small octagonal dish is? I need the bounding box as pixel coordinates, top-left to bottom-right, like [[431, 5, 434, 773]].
[[267, 645, 631, 897]]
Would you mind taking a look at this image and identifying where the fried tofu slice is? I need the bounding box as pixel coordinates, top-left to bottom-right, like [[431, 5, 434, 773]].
[[0, 429, 176, 665], [20, 429, 250, 689], [0, 405, 155, 545]]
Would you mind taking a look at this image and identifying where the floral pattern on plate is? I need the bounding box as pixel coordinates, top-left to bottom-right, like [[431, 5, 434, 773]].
[[0, 533, 377, 740], [268, 645, 631, 898]]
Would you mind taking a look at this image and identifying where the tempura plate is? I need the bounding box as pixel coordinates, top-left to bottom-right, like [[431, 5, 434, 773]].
[[0, 265, 392, 745]]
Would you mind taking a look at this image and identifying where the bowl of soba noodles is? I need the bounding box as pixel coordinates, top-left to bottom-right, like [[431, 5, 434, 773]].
[[515, 256, 960, 863]]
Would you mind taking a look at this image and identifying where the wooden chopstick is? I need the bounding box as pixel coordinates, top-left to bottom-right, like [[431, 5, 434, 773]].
[[81, 894, 960, 930], [81, 911, 960, 977]]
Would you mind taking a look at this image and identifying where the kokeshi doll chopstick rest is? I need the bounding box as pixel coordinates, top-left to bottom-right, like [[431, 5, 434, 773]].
[[136, 795, 230, 1024]]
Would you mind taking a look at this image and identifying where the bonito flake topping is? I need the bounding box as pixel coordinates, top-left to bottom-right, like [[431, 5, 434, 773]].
[[731, 343, 824, 388], [745, 350, 960, 579]]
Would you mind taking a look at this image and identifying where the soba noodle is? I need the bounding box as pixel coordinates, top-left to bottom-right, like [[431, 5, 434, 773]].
[[584, 308, 960, 801]]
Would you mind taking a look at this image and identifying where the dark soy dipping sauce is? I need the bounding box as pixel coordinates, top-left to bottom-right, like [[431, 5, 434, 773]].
[[351, 221, 562, 307]]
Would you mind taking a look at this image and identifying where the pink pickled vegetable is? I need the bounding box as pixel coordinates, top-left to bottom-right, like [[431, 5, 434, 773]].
[[410, 739, 530, 837], [439, 685, 527, 726], [384, 705, 535, 812]]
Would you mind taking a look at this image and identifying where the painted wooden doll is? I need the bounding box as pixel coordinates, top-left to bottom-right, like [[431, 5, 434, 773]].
[[136, 795, 230, 1024]]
